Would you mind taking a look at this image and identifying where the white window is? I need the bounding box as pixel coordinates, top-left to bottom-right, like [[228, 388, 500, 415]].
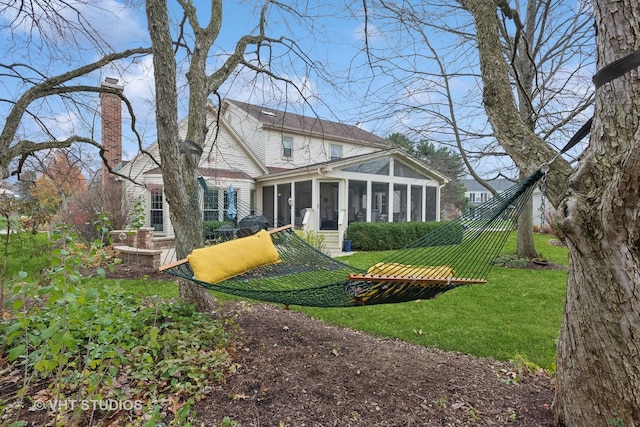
[[330, 144, 342, 160], [282, 136, 293, 158], [150, 187, 164, 231], [203, 188, 219, 222]]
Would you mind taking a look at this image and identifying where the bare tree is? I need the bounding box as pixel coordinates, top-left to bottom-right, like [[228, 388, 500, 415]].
[[358, 0, 594, 258], [498, 0, 594, 258], [0, 1, 154, 182], [144, 0, 334, 311], [2, 1, 343, 311], [459, 0, 640, 423]]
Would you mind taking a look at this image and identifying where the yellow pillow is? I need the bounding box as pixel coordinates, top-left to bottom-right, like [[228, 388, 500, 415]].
[[367, 262, 454, 278], [188, 229, 280, 284]]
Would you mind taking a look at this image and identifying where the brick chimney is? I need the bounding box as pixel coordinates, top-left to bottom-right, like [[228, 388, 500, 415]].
[[100, 77, 123, 186]]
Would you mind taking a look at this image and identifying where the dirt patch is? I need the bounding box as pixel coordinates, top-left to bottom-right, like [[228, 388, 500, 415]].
[[99, 263, 171, 281], [194, 303, 554, 426], [101, 262, 556, 426]]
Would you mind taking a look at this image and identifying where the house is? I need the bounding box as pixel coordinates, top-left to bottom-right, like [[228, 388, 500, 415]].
[[462, 178, 547, 226], [108, 85, 449, 254], [0, 187, 17, 199]]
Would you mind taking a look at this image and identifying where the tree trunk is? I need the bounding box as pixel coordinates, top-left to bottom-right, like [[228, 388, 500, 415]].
[[516, 194, 537, 259], [553, 236, 640, 425], [460, 0, 640, 424], [516, 170, 538, 259], [145, 0, 216, 313], [552, 1, 640, 424], [513, 7, 539, 261]]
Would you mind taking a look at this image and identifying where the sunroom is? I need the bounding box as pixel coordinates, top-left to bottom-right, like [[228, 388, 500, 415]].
[[255, 149, 448, 253]]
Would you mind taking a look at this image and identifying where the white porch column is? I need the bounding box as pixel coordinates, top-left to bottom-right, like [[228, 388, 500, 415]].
[[366, 180, 373, 222], [435, 183, 442, 221], [422, 185, 427, 222]]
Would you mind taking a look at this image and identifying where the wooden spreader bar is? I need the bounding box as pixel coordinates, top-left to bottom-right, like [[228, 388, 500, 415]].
[[347, 274, 487, 285]]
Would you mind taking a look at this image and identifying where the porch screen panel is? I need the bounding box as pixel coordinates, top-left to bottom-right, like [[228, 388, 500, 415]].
[[294, 181, 312, 227], [426, 186, 437, 221], [411, 185, 423, 221], [348, 180, 367, 223], [393, 184, 408, 222], [371, 182, 388, 222], [262, 186, 275, 227], [319, 181, 339, 230], [277, 183, 291, 226]]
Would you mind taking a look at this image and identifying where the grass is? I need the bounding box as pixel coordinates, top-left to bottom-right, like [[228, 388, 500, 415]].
[[3, 231, 567, 370], [0, 231, 51, 278], [297, 232, 567, 370]]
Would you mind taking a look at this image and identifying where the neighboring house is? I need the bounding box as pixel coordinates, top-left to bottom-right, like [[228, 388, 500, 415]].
[[462, 178, 547, 227], [0, 187, 17, 198], [108, 87, 449, 254]]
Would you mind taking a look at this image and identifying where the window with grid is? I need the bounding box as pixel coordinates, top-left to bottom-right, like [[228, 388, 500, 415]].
[[330, 144, 342, 160], [223, 190, 237, 220], [282, 136, 293, 158], [150, 187, 164, 231], [203, 188, 219, 222]]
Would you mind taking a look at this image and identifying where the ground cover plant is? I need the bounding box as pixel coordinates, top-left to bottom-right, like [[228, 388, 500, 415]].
[[0, 231, 51, 283], [0, 227, 237, 426]]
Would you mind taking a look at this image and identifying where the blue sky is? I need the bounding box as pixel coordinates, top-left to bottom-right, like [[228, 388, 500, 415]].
[[1, 1, 380, 160], [1, 0, 594, 178]]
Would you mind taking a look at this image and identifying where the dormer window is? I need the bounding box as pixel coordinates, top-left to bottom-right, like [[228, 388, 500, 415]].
[[330, 144, 343, 160], [282, 136, 293, 158]]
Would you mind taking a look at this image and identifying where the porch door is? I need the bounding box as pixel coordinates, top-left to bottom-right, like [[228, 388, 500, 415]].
[[276, 183, 291, 226], [319, 181, 339, 230]]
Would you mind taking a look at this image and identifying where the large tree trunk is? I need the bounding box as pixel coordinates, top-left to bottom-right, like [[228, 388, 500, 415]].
[[517, 173, 538, 259], [513, 1, 538, 260], [552, 1, 640, 424], [460, 0, 640, 424], [145, 0, 216, 313], [516, 195, 537, 258]]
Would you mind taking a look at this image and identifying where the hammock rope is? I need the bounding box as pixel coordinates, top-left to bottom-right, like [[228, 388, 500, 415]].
[[159, 168, 544, 307], [159, 48, 640, 307]]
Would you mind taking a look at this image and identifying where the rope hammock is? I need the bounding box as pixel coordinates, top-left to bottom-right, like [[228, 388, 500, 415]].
[[159, 169, 544, 307], [158, 47, 640, 308]]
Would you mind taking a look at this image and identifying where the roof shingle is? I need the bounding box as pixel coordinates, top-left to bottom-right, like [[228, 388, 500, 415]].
[[227, 99, 391, 147]]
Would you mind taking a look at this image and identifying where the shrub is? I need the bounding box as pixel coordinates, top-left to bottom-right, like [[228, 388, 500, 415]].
[[295, 229, 327, 253], [346, 221, 462, 251], [0, 225, 236, 426], [204, 220, 234, 234]]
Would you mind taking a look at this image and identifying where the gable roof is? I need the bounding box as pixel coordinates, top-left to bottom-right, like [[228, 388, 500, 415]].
[[462, 178, 516, 192], [257, 148, 450, 185], [225, 99, 393, 148]]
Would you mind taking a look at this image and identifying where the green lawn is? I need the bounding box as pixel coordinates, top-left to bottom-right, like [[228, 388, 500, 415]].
[[297, 232, 567, 370], [3, 231, 567, 370], [0, 231, 51, 278]]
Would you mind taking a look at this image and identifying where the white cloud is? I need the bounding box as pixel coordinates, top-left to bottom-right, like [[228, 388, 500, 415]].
[[29, 110, 84, 141], [352, 22, 385, 45]]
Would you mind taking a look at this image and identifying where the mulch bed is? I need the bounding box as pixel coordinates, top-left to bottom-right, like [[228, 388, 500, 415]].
[[194, 303, 555, 426], [103, 260, 557, 426]]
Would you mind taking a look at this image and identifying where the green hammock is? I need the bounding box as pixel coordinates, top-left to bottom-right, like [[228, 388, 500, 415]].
[[160, 169, 544, 307]]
